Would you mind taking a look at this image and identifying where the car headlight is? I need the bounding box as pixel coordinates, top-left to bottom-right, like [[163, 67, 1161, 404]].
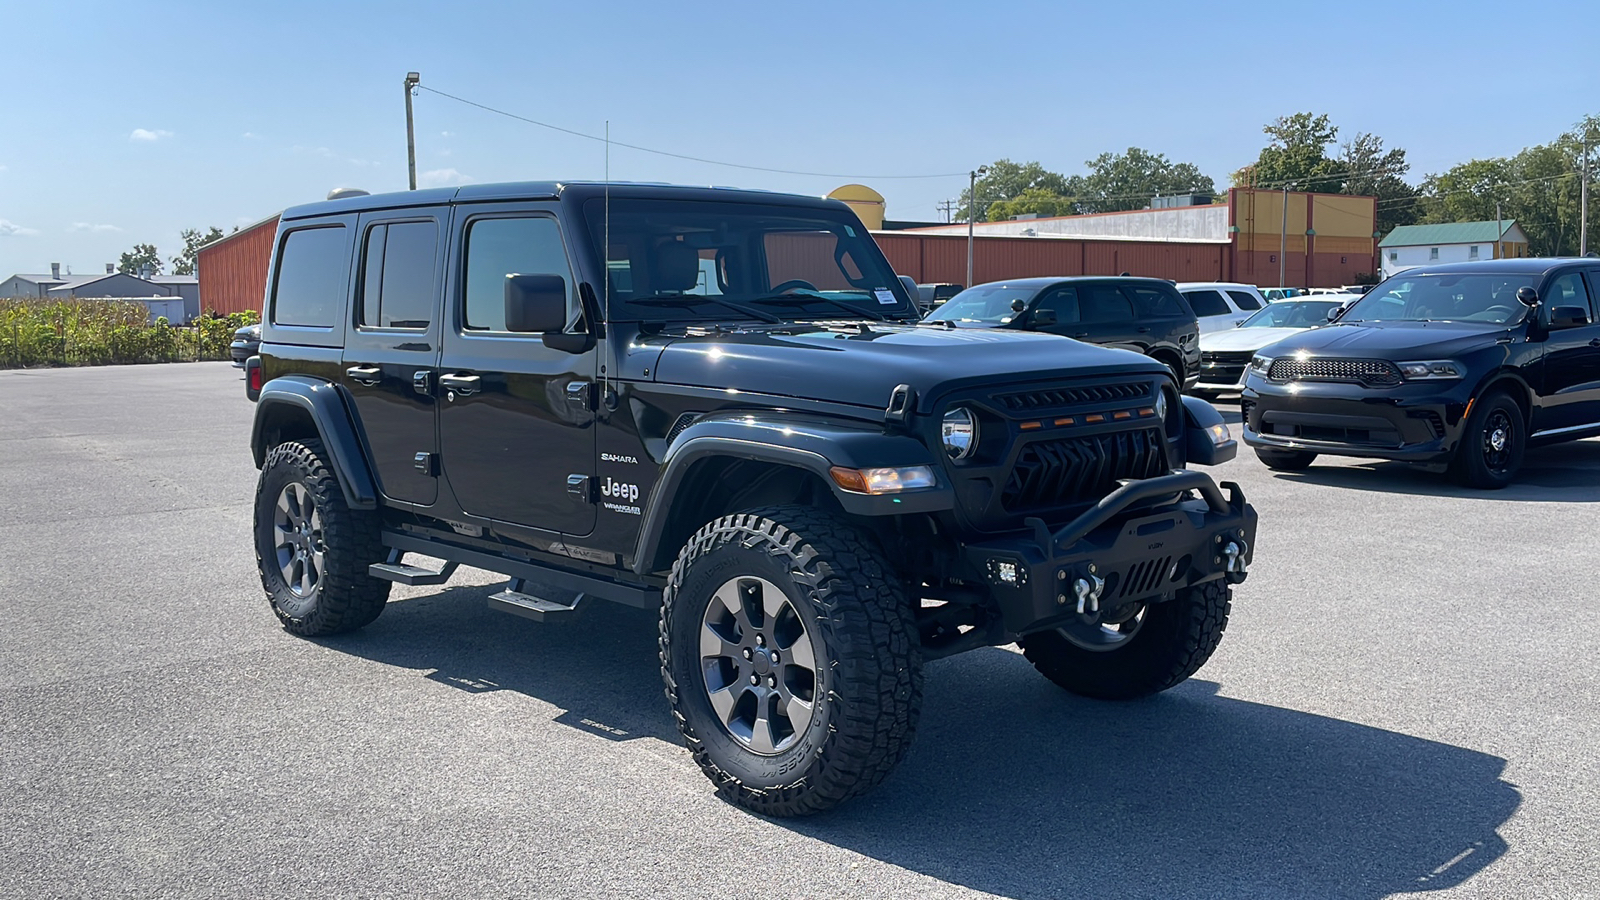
[[1249, 355, 1274, 374], [1397, 360, 1464, 380], [1207, 422, 1231, 445], [942, 407, 978, 459], [829, 466, 937, 494]]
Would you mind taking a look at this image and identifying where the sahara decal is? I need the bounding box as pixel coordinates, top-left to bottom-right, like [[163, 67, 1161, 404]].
[[601, 452, 640, 465]]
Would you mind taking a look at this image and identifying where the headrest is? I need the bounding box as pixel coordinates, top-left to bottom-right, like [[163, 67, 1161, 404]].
[[653, 242, 701, 293]]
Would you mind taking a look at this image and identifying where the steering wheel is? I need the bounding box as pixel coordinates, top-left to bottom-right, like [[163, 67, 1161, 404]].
[[1468, 305, 1515, 321], [770, 279, 818, 294]]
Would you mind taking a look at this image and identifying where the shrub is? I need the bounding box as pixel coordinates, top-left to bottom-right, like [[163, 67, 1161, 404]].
[[0, 298, 259, 368]]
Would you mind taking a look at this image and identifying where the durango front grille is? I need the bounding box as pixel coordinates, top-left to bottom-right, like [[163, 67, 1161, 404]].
[[993, 382, 1150, 412], [1199, 350, 1254, 384], [1001, 428, 1167, 513], [1267, 357, 1401, 386]]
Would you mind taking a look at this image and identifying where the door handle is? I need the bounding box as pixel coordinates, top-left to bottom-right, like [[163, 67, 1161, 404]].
[[1589, 338, 1600, 348], [439, 373, 482, 396], [1136, 326, 1152, 333], [1072, 332, 1090, 339], [345, 365, 381, 386]]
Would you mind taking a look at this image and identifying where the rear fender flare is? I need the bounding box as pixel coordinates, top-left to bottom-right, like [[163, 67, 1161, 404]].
[[251, 376, 378, 509]]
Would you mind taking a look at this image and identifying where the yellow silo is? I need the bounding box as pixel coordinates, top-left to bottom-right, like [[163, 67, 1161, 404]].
[[827, 184, 886, 231]]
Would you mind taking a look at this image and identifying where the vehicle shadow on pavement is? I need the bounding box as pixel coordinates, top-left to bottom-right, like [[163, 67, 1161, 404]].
[[1264, 440, 1600, 502], [794, 647, 1520, 900], [322, 586, 1518, 900]]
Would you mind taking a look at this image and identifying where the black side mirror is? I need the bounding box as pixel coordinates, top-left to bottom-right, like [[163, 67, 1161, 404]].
[[1010, 298, 1027, 313], [1031, 308, 1057, 327], [1516, 286, 1540, 307], [506, 274, 568, 333], [1549, 305, 1591, 329]]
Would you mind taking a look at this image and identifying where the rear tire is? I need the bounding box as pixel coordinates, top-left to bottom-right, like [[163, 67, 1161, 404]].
[[660, 506, 921, 816], [1019, 580, 1231, 700], [253, 439, 390, 636], [1451, 392, 1524, 489], [1255, 448, 1317, 470]]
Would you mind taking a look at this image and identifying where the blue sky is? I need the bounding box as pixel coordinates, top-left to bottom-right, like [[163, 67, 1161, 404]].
[[2, 0, 1595, 277]]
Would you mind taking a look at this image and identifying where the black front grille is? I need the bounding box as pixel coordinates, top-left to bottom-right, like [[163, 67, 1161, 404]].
[[1267, 357, 1401, 386], [993, 382, 1150, 412], [1199, 351, 1253, 384], [1001, 428, 1167, 513]]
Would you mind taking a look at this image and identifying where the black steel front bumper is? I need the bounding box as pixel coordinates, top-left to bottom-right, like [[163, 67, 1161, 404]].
[[961, 471, 1256, 636]]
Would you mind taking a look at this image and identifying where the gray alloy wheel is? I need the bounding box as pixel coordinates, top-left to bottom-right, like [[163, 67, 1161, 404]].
[[272, 482, 326, 612], [698, 575, 819, 756]]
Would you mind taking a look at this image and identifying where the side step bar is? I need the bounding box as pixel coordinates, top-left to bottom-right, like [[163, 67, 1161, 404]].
[[369, 549, 460, 586], [378, 530, 661, 610], [488, 579, 584, 623]]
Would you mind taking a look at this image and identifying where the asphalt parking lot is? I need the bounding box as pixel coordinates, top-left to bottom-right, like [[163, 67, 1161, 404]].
[[3, 362, 1599, 900]]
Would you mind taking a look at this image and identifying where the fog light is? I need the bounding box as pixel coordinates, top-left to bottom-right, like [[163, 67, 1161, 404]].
[[996, 561, 1018, 584], [985, 557, 1028, 587]]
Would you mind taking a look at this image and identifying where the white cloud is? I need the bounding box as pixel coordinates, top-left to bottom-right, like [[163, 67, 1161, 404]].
[[440, 131, 454, 138], [0, 219, 39, 237], [70, 222, 122, 233], [417, 168, 473, 188], [242, 131, 260, 140], [130, 128, 174, 142]]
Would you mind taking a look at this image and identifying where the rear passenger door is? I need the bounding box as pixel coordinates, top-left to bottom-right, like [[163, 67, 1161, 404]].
[[1536, 269, 1600, 432], [341, 209, 448, 507], [1071, 282, 1141, 351]]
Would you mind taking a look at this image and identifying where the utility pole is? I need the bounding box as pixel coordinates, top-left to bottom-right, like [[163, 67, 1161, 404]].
[[404, 72, 421, 190], [1581, 136, 1590, 256], [1496, 199, 1503, 259], [1279, 186, 1288, 288], [937, 199, 957, 224], [966, 166, 988, 287]]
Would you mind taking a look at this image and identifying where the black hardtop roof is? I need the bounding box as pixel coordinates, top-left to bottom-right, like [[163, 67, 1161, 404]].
[[966, 276, 1182, 292], [280, 181, 850, 222], [1396, 258, 1600, 277]]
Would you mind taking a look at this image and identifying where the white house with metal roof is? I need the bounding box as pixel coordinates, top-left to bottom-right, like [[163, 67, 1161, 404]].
[[1378, 221, 1530, 276]]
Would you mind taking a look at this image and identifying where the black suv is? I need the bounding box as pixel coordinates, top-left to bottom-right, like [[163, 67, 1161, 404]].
[[922, 277, 1202, 388], [244, 182, 1255, 815], [1242, 258, 1600, 487]]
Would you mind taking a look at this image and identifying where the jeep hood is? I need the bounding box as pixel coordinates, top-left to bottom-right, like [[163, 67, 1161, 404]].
[[1259, 320, 1513, 360], [643, 324, 1166, 410]]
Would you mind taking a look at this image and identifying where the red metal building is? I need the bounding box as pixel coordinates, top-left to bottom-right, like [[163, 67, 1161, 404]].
[[196, 214, 279, 316]]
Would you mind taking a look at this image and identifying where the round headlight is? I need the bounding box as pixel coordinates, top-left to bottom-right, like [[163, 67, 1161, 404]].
[[942, 407, 978, 459]]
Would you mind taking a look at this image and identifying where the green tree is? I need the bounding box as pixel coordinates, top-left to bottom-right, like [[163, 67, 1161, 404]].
[[1233, 112, 1345, 192], [170, 227, 225, 275], [959, 159, 1073, 220], [985, 187, 1083, 221], [1339, 132, 1419, 233], [117, 244, 164, 277], [1075, 147, 1215, 213]]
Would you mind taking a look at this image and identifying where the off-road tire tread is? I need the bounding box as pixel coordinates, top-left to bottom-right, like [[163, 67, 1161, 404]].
[[255, 439, 389, 636], [1020, 580, 1231, 700], [660, 506, 921, 816]]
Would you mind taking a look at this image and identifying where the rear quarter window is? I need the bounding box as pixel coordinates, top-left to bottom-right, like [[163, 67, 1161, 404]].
[[271, 225, 348, 328], [1226, 289, 1262, 311], [1182, 289, 1231, 318], [1125, 286, 1189, 318]]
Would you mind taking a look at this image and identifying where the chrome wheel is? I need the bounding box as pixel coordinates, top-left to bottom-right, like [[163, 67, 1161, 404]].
[[1056, 603, 1147, 652], [699, 576, 819, 755], [273, 483, 325, 602]]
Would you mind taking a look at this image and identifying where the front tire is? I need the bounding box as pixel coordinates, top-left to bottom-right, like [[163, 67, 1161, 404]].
[[1450, 392, 1524, 489], [1255, 448, 1317, 470], [253, 439, 390, 636], [1018, 580, 1231, 700], [660, 507, 921, 816]]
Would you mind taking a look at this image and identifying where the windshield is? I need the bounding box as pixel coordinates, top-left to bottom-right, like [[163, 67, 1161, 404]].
[[1341, 272, 1535, 324], [580, 198, 915, 322], [922, 284, 1038, 325], [1239, 300, 1344, 328]]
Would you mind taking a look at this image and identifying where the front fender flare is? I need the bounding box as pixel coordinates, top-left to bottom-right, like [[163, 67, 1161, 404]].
[[631, 412, 954, 574], [251, 376, 378, 510]]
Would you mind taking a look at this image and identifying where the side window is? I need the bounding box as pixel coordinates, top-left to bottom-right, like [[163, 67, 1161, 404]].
[[1125, 286, 1186, 318], [1033, 286, 1079, 323], [1546, 272, 1593, 317], [1227, 289, 1262, 311], [463, 217, 575, 333], [358, 221, 437, 329], [1182, 289, 1230, 318], [1080, 285, 1134, 323], [271, 226, 347, 328]]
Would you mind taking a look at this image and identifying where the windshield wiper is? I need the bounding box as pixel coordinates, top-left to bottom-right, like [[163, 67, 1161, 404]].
[[746, 291, 888, 322], [627, 294, 784, 324]]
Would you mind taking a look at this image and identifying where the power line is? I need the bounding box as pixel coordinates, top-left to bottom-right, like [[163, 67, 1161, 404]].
[[1376, 171, 1580, 206], [417, 85, 969, 181]]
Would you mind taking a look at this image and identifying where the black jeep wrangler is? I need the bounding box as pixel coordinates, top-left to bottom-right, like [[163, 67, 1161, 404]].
[[245, 181, 1256, 816]]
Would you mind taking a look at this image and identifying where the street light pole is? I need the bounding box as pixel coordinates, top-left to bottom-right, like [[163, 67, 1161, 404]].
[[1279, 186, 1288, 289], [1582, 136, 1590, 256], [404, 72, 421, 190], [967, 165, 987, 287]]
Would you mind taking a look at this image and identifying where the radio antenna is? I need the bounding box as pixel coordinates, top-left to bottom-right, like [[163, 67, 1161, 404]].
[[603, 120, 611, 398]]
